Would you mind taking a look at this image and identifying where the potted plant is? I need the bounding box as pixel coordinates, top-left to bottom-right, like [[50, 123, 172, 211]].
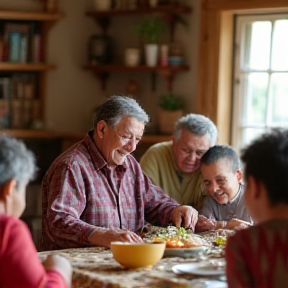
[[158, 93, 184, 134], [133, 16, 167, 66]]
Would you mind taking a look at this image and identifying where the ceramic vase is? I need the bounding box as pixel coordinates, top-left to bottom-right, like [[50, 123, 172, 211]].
[[144, 44, 158, 67], [94, 0, 112, 11], [158, 108, 184, 134], [149, 0, 159, 8]]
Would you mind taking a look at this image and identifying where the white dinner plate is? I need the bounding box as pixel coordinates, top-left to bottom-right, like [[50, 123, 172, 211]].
[[163, 246, 206, 258], [189, 279, 227, 288], [172, 262, 225, 276]]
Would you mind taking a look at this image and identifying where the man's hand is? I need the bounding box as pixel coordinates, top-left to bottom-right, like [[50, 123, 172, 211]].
[[171, 205, 198, 231], [195, 215, 217, 233], [225, 218, 251, 230], [88, 228, 143, 248]]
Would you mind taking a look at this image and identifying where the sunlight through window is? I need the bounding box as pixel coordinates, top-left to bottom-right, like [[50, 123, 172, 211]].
[[232, 14, 288, 152]]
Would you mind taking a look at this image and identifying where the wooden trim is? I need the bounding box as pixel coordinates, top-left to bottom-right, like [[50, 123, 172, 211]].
[[197, 6, 221, 123], [197, 0, 288, 144], [217, 11, 234, 144], [204, 0, 288, 11]]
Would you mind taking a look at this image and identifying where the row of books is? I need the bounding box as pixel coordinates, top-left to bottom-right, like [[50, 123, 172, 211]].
[[0, 21, 43, 63], [0, 74, 41, 129]]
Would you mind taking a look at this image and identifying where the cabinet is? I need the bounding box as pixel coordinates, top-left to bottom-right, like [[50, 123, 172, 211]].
[[83, 4, 191, 91], [0, 10, 64, 131]]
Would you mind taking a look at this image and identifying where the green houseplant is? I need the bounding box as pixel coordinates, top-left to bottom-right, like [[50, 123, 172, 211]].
[[158, 93, 184, 134], [159, 93, 184, 111], [133, 15, 167, 44], [133, 16, 167, 66]]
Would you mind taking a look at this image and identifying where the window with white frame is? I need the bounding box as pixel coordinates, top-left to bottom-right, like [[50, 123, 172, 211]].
[[232, 13, 288, 153]]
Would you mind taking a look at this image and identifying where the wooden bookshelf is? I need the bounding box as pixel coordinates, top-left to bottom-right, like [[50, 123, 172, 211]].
[[0, 10, 64, 133], [0, 63, 56, 71], [0, 11, 64, 21]]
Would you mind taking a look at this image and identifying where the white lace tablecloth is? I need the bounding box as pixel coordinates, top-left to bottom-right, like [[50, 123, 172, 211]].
[[38, 230, 229, 288]]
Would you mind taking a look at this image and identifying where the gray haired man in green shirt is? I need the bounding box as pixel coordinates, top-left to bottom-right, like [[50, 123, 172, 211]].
[[140, 113, 218, 211]]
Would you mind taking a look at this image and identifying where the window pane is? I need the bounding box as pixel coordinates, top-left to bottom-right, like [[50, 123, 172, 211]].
[[271, 20, 288, 71], [244, 21, 271, 70], [243, 73, 268, 125], [233, 15, 288, 155], [270, 73, 288, 124], [240, 128, 266, 150]]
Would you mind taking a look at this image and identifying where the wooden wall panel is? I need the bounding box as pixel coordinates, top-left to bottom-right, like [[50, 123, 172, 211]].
[[197, 4, 220, 123]]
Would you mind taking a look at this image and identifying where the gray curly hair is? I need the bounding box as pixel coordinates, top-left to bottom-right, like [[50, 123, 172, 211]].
[[93, 96, 150, 128], [0, 134, 36, 187], [174, 113, 218, 145]]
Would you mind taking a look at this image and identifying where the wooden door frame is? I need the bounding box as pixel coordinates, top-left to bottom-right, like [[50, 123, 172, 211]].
[[197, 0, 288, 144]]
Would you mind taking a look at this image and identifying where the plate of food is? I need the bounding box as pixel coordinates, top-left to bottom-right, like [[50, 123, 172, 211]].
[[143, 226, 207, 258], [172, 262, 226, 276], [164, 246, 206, 258], [188, 279, 227, 288]]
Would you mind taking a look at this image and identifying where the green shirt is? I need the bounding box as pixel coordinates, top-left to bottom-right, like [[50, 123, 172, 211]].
[[140, 141, 204, 210]]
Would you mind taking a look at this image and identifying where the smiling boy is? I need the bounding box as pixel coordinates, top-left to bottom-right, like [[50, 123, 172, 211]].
[[195, 145, 252, 232]]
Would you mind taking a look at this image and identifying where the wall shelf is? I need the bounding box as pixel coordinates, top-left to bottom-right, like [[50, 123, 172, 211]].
[[0, 129, 172, 146], [85, 5, 191, 16], [84, 4, 191, 91], [0, 63, 56, 71], [0, 10, 64, 21], [83, 64, 189, 91], [86, 5, 192, 39], [0, 10, 63, 73]]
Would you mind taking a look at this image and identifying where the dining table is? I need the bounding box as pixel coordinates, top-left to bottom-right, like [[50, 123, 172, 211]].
[[38, 230, 228, 288]]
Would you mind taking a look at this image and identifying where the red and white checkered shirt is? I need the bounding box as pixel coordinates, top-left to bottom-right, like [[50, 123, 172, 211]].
[[41, 132, 179, 251]]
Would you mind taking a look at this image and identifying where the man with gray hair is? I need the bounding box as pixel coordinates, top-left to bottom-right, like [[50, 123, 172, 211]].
[[42, 96, 199, 251], [140, 113, 218, 211]]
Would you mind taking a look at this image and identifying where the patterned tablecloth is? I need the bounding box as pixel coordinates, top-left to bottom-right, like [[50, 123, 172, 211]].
[[38, 236, 227, 288]]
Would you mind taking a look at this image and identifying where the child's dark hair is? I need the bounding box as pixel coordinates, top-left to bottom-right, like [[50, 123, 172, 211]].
[[201, 145, 240, 173], [241, 129, 288, 206]]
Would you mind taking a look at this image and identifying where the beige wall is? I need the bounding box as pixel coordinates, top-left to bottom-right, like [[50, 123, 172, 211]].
[[1, 0, 201, 133]]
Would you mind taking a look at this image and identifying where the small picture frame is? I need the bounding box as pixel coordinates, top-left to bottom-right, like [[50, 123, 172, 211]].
[[88, 34, 112, 65]]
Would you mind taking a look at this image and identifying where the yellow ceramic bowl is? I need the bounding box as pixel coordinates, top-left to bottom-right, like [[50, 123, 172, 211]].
[[110, 241, 166, 268]]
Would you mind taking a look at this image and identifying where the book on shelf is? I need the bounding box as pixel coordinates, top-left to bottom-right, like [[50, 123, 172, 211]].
[[0, 99, 9, 129], [0, 21, 43, 63], [0, 74, 39, 129], [0, 77, 10, 128]]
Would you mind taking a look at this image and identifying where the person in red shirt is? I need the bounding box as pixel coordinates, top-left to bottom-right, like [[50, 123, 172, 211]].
[[0, 134, 72, 288], [225, 129, 288, 288]]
